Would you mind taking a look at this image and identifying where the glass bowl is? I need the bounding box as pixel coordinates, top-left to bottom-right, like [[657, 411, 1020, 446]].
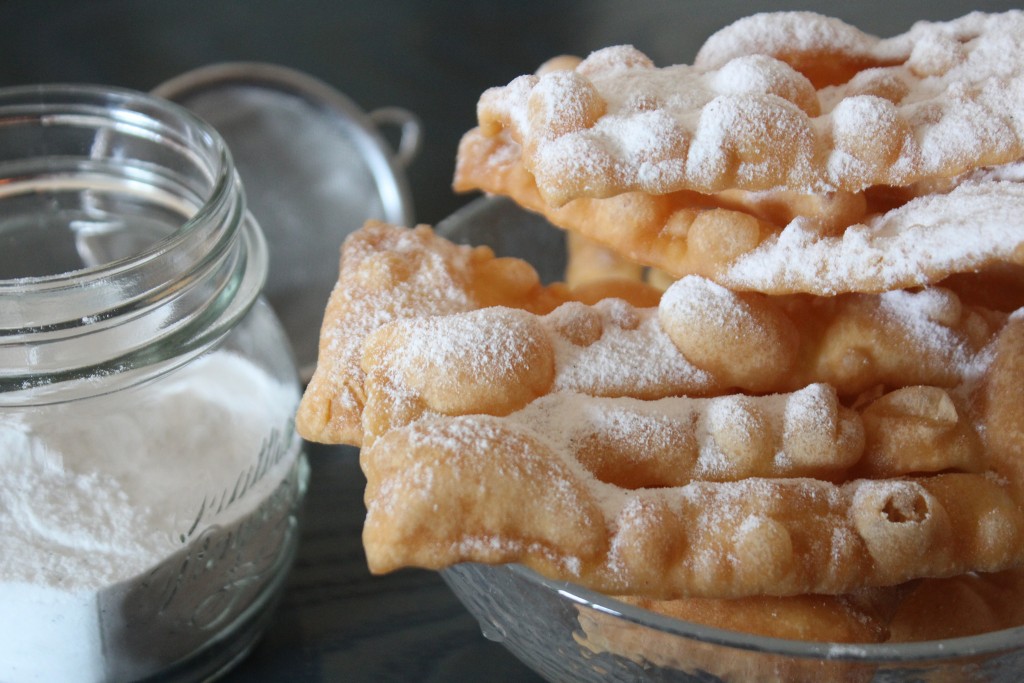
[[442, 563, 1024, 683], [436, 196, 1024, 683]]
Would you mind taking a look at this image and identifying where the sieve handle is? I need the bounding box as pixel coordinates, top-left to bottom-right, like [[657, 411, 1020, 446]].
[[369, 107, 422, 169]]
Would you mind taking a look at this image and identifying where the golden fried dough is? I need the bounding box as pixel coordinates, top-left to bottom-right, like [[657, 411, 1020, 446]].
[[658, 276, 800, 392], [940, 262, 1024, 313], [979, 314, 1024, 499], [298, 7, 1024, 647], [587, 568, 1024, 647], [361, 341, 992, 486], [298, 219, 1022, 618], [573, 598, 881, 682], [363, 384, 864, 483], [356, 271, 1005, 444], [362, 412, 1024, 598], [564, 230, 644, 288], [478, 13, 1024, 206], [855, 386, 985, 478], [693, 11, 898, 89], [455, 127, 1024, 295], [295, 221, 570, 446], [782, 286, 1003, 396], [579, 570, 1024, 670], [358, 301, 721, 443]]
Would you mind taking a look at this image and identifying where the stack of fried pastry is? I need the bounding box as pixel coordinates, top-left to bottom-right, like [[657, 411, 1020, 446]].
[[298, 10, 1024, 647]]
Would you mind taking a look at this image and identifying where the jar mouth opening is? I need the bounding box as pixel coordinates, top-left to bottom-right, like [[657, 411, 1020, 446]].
[[0, 83, 234, 288], [0, 151, 234, 290], [0, 84, 269, 401]]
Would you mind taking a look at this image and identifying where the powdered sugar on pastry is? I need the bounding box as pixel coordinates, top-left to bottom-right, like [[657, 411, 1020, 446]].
[[478, 11, 1024, 206], [549, 300, 714, 398], [721, 181, 1024, 294], [454, 126, 1024, 295], [358, 301, 721, 444], [361, 410, 1024, 598], [296, 221, 571, 446], [694, 12, 897, 87], [299, 10, 1024, 628], [356, 276, 1006, 445]]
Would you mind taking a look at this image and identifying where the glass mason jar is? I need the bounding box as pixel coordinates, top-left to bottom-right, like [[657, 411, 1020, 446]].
[[0, 85, 308, 682]]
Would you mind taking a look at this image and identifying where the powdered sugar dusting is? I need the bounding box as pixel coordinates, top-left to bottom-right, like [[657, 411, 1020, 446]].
[[549, 301, 714, 397], [363, 387, 1024, 597], [479, 11, 1024, 204], [695, 12, 887, 72], [384, 307, 540, 392], [502, 383, 854, 487], [700, 395, 765, 476], [660, 275, 736, 330], [298, 223, 493, 443], [721, 181, 1024, 294], [323, 228, 476, 390], [783, 383, 835, 438]]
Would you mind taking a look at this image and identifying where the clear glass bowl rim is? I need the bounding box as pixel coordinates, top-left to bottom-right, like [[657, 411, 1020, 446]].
[[497, 562, 1024, 664]]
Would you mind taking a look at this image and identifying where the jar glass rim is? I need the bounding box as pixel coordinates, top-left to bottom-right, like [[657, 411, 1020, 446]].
[[0, 83, 233, 289], [0, 83, 269, 401]]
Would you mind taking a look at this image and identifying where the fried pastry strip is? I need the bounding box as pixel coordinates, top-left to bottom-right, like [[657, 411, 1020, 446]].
[[358, 303, 721, 444], [363, 381, 987, 488], [357, 275, 1006, 443], [455, 127, 1024, 295], [590, 568, 1024, 645], [295, 221, 571, 446], [361, 413, 1024, 598], [477, 13, 1024, 205], [579, 569, 1024, 661], [979, 313, 1024, 500], [564, 230, 644, 289]]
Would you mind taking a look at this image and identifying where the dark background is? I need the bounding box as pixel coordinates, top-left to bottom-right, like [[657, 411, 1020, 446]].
[[1, 2, 1016, 680], [1, 0, 1018, 230]]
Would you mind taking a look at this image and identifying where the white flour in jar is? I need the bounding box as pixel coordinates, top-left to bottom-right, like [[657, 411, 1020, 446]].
[[0, 350, 300, 683]]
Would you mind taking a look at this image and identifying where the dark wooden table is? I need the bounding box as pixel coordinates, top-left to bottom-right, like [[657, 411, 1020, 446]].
[[1, 2, 1018, 680], [221, 443, 542, 682]]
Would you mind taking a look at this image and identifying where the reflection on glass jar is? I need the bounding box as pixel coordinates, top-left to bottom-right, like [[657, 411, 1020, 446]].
[[0, 85, 308, 682]]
